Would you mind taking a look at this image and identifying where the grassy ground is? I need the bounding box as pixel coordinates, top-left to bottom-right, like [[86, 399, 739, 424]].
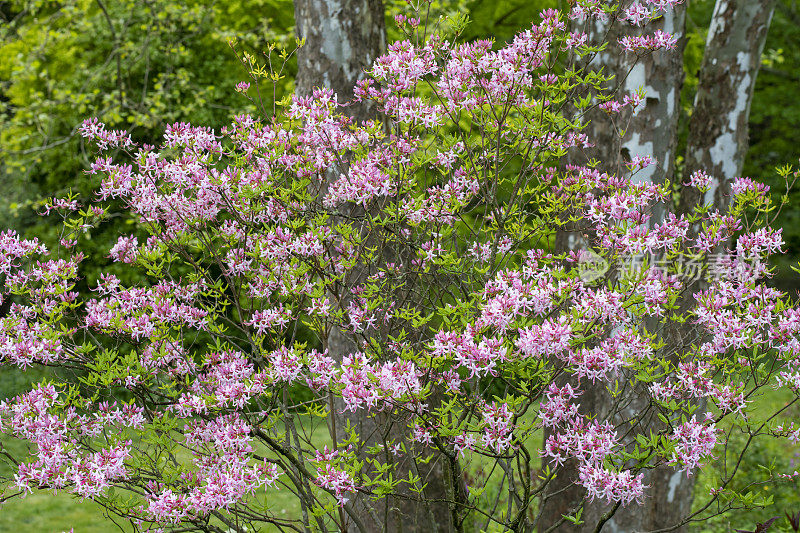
[[0, 491, 125, 533], [689, 381, 800, 532]]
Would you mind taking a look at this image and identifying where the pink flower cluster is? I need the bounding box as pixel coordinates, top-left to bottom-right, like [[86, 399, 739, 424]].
[[0, 385, 139, 499], [619, 31, 679, 53], [578, 463, 647, 506], [338, 352, 424, 412], [313, 447, 357, 506], [543, 417, 646, 505], [539, 383, 581, 427], [145, 414, 279, 522], [669, 416, 719, 475], [482, 402, 515, 453], [79, 118, 133, 150], [85, 279, 208, 340]]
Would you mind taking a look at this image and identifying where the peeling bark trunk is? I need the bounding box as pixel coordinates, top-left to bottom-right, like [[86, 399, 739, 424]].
[[542, 0, 774, 529], [294, 3, 451, 531], [541, 6, 690, 532], [294, 0, 385, 123], [682, 0, 774, 209]]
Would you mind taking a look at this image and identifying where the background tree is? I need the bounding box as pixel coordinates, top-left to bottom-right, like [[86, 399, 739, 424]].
[[682, 0, 775, 210], [292, 1, 455, 530], [294, 0, 385, 121], [540, 0, 776, 529]]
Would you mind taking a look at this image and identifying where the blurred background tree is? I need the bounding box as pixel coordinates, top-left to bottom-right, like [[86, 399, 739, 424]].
[[0, 0, 293, 235]]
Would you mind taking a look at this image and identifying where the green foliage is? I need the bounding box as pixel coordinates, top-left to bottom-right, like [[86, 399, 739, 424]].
[[460, 0, 557, 44], [0, 0, 294, 245], [691, 389, 800, 532], [745, 0, 800, 278]]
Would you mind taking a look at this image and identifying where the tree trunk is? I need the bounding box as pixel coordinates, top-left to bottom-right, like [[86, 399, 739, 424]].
[[682, 0, 775, 207], [541, 0, 775, 529], [541, 5, 690, 532], [294, 0, 385, 123], [294, 3, 452, 531]]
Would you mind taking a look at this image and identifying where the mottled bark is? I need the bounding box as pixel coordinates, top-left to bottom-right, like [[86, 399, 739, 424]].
[[681, 0, 775, 210], [541, 6, 689, 532], [294, 0, 385, 123], [659, 0, 775, 529], [294, 2, 451, 531]]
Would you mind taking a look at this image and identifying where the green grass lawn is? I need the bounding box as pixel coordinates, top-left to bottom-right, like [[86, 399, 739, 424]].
[[0, 491, 128, 533]]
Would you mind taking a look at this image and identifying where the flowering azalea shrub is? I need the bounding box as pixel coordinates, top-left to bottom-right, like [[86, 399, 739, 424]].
[[1, 1, 799, 531]]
